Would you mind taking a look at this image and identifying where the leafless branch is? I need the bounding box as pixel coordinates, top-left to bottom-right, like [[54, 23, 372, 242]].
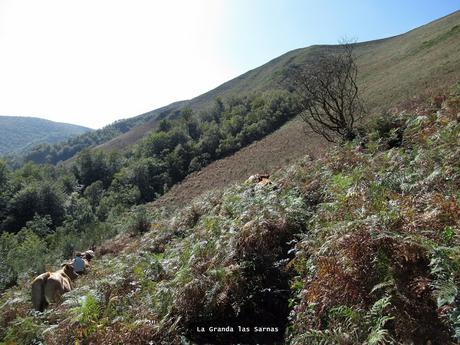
[[283, 40, 366, 143]]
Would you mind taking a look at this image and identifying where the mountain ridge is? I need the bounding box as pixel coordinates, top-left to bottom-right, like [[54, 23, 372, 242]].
[[14, 10, 460, 164], [95, 9, 460, 153]]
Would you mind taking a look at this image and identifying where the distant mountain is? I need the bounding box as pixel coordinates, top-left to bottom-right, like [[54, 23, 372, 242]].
[[0, 116, 92, 156]]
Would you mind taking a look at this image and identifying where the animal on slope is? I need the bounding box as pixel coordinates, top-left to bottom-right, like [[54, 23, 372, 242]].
[[31, 263, 79, 312]]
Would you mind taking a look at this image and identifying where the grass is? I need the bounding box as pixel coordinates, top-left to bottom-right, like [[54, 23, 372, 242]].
[[2, 85, 460, 344], [95, 10, 460, 156], [110, 11, 460, 211]]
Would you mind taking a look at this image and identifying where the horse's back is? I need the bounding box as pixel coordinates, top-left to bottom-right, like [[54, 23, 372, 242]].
[[44, 271, 71, 304], [31, 272, 50, 311]]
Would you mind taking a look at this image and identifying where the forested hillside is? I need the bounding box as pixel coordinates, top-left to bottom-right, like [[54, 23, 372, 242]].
[[1, 81, 460, 345], [0, 116, 90, 156], [0, 10, 460, 345], [0, 90, 298, 235], [16, 101, 186, 166]]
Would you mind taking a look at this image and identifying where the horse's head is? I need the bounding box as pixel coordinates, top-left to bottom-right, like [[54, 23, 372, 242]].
[[61, 263, 79, 280]]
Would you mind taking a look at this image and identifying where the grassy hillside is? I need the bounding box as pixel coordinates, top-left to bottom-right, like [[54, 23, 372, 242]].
[[16, 10, 460, 165], [1, 83, 459, 344], [0, 116, 91, 156], [142, 10, 460, 209], [95, 10, 460, 153]]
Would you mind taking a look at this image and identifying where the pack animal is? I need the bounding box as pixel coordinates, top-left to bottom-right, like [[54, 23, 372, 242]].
[[31, 263, 79, 312]]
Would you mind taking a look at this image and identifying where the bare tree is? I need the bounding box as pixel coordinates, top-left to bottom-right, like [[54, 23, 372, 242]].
[[285, 41, 365, 143]]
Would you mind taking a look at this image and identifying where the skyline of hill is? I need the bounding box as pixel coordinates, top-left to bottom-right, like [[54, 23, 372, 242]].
[[92, 9, 460, 153], [9, 10, 460, 166]]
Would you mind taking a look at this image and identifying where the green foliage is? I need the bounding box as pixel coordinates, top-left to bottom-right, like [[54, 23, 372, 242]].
[[129, 158, 169, 202], [84, 180, 104, 211], [1, 316, 42, 345], [135, 91, 299, 193], [1, 179, 65, 233], [365, 296, 394, 345], [368, 112, 405, 149], [73, 294, 103, 336], [64, 192, 97, 232], [25, 214, 52, 237], [430, 247, 460, 338], [126, 205, 151, 236], [6, 228, 47, 280], [0, 232, 17, 290], [293, 297, 394, 345], [17, 110, 161, 165], [73, 150, 122, 188]]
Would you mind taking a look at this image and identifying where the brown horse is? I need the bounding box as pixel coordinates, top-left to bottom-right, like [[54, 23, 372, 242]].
[[31, 263, 79, 312]]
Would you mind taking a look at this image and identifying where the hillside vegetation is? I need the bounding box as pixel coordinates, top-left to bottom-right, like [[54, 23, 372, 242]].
[[1, 83, 460, 344], [0, 116, 91, 156], [16, 10, 460, 165], [1, 11, 460, 345], [150, 117, 327, 210], [93, 10, 460, 152], [16, 102, 186, 166]]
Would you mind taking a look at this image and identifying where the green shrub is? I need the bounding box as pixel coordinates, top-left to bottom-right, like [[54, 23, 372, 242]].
[[7, 228, 47, 279], [126, 205, 151, 236], [1, 316, 42, 345]]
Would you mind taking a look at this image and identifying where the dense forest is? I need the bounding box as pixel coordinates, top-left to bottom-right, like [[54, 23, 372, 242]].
[[0, 90, 299, 290]]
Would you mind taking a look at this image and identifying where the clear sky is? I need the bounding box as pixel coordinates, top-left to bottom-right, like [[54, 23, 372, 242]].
[[0, 0, 459, 129]]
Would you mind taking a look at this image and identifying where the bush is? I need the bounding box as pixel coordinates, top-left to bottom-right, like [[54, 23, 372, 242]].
[[126, 205, 151, 236], [0, 233, 17, 290], [6, 228, 47, 280], [369, 111, 405, 149]]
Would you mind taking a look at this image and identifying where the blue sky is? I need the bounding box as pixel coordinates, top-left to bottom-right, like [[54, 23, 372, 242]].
[[0, 0, 458, 128], [220, 0, 460, 71]]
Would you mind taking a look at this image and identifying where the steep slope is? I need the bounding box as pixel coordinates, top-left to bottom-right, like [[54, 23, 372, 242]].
[[16, 11, 460, 165], [0, 116, 91, 156], [1, 85, 459, 344], [96, 10, 460, 153], [144, 10, 460, 209], [151, 117, 327, 210]]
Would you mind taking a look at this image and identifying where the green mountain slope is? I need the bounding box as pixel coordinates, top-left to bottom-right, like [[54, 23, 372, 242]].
[[1, 10, 460, 344], [147, 10, 460, 210], [0, 116, 91, 156], [18, 101, 187, 165], [18, 10, 460, 165], [95, 10, 460, 153], [1, 81, 459, 344]]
